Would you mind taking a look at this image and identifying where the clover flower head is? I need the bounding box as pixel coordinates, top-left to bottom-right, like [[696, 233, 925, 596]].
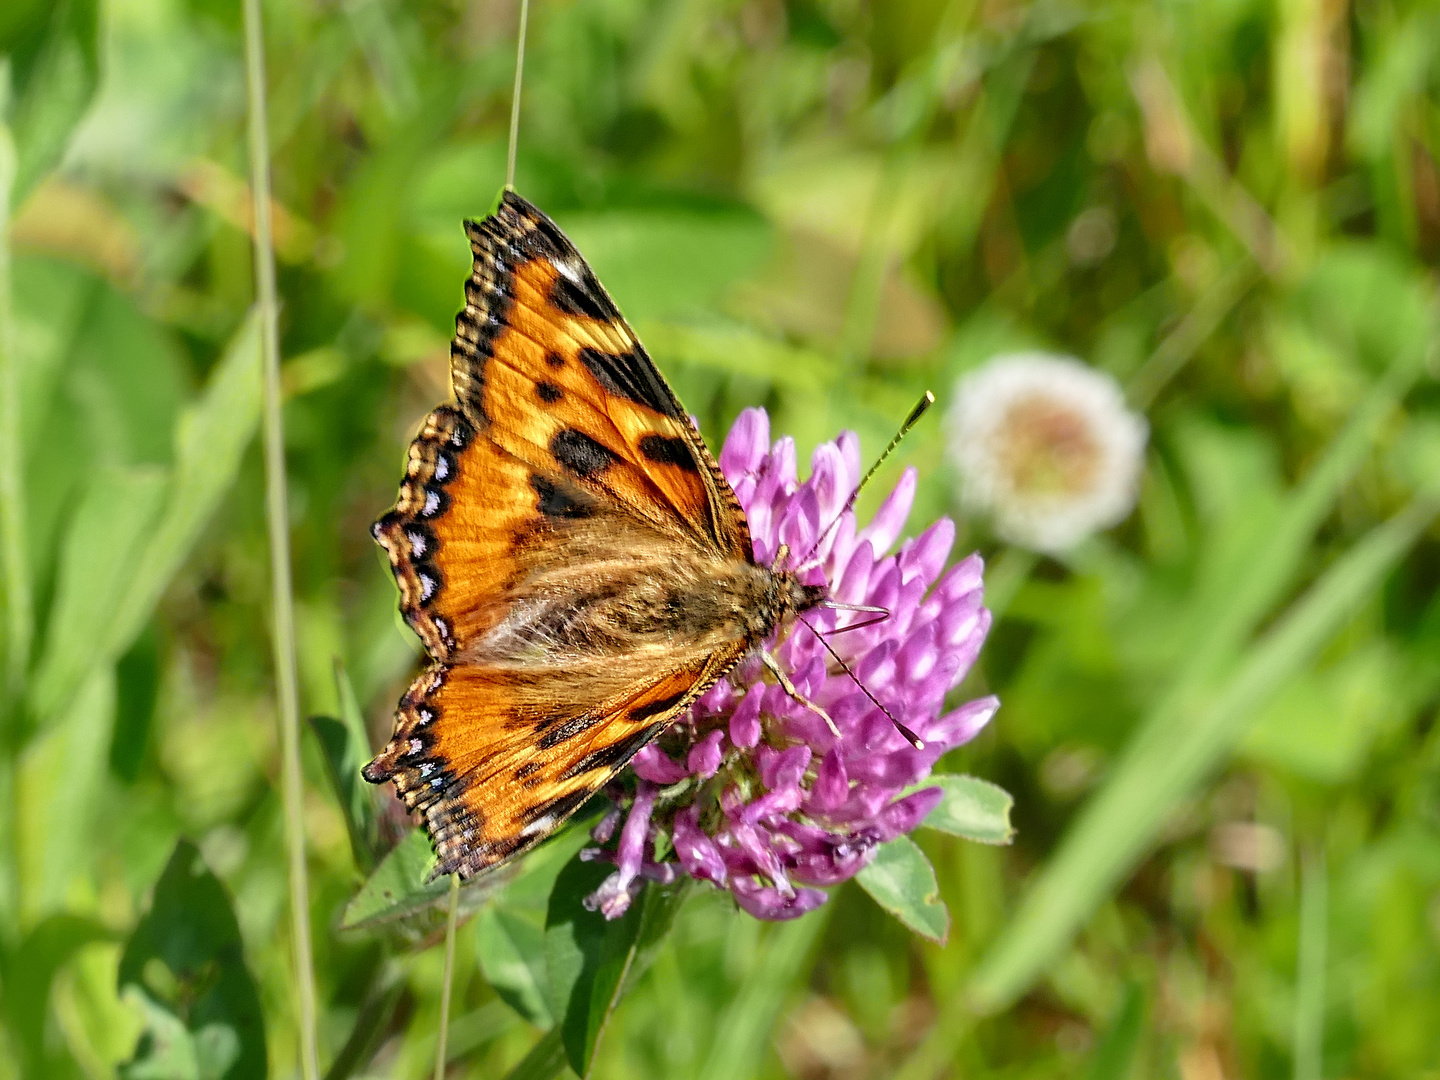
[[945, 352, 1148, 553], [583, 408, 997, 920]]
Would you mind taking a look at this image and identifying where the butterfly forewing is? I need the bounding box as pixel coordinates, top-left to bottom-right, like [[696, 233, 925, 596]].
[[368, 191, 767, 876]]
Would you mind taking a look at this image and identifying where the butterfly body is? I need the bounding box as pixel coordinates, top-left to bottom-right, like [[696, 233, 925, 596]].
[[364, 191, 825, 878]]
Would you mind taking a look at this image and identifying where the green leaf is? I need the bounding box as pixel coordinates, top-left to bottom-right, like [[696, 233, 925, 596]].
[[119, 986, 243, 1080], [502, 1028, 569, 1080], [2, 913, 111, 1078], [28, 313, 263, 725], [1083, 982, 1146, 1080], [113, 312, 263, 653], [30, 465, 167, 720], [340, 829, 448, 931], [917, 775, 1015, 845], [117, 840, 266, 1080], [544, 855, 688, 1077], [479, 907, 557, 1029], [6, 0, 101, 201], [544, 857, 638, 1077], [16, 666, 116, 919], [855, 836, 949, 943], [475, 827, 590, 1029], [308, 661, 381, 872]]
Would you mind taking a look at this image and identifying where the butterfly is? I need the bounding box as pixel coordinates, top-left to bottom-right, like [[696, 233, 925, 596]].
[[362, 191, 836, 879]]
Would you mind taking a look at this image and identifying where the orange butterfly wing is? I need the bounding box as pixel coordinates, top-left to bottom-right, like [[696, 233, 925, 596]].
[[454, 197, 751, 562], [367, 192, 756, 876], [364, 657, 734, 876]]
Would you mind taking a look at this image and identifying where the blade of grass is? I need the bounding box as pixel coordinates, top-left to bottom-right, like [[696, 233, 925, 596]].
[[1126, 258, 1260, 411], [322, 963, 406, 1080], [1293, 846, 1328, 1080], [1118, 338, 1428, 781], [696, 910, 829, 1080], [435, 873, 462, 1080], [966, 498, 1436, 1014], [0, 100, 29, 705], [243, 0, 319, 1075], [895, 498, 1436, 1080]]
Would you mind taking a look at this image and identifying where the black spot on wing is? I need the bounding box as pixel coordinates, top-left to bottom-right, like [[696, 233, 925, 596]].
[[639, 434, 701, 473], [545, 350, 565, 369], [576, 347, 684, 420], [550, 428, 618, 479], [630, 689, 689, 723], [537, 712, 605, 750], [549, 270, 615, 323], [529, 473, 592, 519], [561, 723, 665, 779], [536, 381, 563, 403]]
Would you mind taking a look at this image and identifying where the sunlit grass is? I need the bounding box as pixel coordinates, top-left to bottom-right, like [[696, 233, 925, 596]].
[[4, 0, 1440, 1076]]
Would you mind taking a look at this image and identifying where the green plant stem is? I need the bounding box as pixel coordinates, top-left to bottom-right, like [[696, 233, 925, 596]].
[[242, 1, 320, 1076], [0, 111, 29, 707], [435, 873, 461, 1080]]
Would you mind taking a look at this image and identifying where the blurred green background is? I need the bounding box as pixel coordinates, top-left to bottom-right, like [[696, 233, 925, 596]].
[[3, 0, 1440, 1076]]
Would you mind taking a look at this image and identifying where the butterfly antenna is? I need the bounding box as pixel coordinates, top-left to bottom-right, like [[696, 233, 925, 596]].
[[817, 600, 890, 636], [798, 615, 924, 749], [798, 391, 935, 567], [504, 0, 531, 191]]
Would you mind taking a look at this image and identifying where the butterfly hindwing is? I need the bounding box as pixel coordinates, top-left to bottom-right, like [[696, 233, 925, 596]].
[[372, 405, 527, 658], [363, 652, 740, 877]]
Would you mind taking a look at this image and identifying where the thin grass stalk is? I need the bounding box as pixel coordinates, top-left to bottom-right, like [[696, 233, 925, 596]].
[[505, 0, 531, 191], [1126, 258, 1259, 411], [435, 873, 462, 1080], [241, 1, 320, 1075], [1293, 845, 1328, 1080], [0, 85, 25, 941], [0, 92, 30, 706]]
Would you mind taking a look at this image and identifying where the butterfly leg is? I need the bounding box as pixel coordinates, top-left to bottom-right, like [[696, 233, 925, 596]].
[[760, 651, 842, 739]]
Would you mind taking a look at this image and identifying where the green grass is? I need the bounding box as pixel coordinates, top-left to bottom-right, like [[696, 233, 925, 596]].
[[3, 0, 1440, 1077]]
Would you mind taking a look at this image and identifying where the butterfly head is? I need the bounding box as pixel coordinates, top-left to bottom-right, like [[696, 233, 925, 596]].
[[764, 543, 827, 620]]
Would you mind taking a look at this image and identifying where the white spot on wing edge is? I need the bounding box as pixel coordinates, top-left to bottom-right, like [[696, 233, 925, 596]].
[[551, 257, 583, 285]]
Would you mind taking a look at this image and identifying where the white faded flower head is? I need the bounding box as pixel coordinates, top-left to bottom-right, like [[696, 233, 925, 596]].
[[945, 352, 1147, 553]]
